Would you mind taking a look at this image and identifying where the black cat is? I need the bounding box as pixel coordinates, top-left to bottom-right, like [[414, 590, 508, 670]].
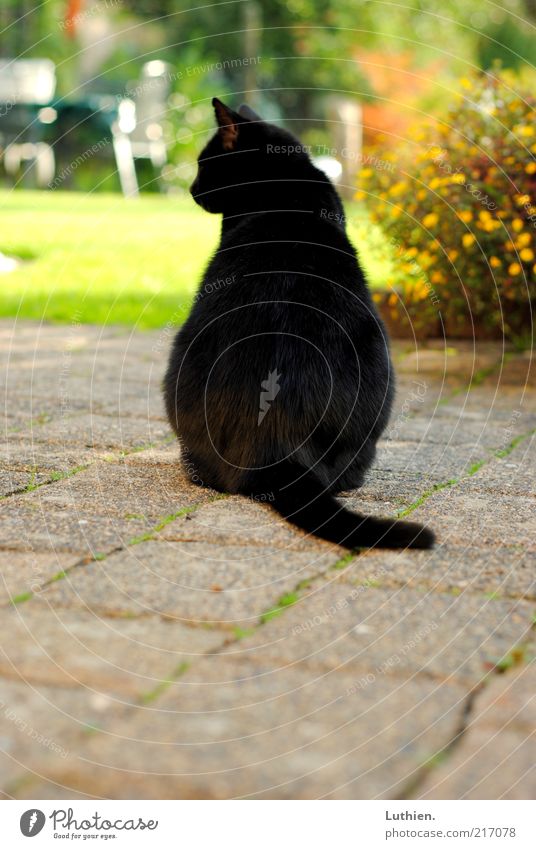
[[164, 99, 434, 550]]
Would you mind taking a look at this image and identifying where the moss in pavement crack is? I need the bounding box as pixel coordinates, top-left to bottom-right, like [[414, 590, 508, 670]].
[[8, 495, 229, 605], [127, 493, 227, 545], [138, 661, 190, 704], [401, 627, 536, 799], [0, 463, 90, 503], [260, 591, 300, 624], [397, 427, 535, 519]]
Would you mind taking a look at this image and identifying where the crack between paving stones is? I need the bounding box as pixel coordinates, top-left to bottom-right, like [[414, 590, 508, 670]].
[[396, 630, 536, 800], [396, 427, 535, 520], [4, 494, 227, 609], [0, 435, 175, 505], [4, 424, 534, 617]]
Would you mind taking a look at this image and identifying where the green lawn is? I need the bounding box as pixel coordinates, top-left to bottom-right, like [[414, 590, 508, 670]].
[[0, 190, 392, 329]]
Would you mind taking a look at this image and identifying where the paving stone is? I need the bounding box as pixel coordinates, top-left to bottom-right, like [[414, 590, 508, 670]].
[[123, 442, 181, 466], [415, 489, 536, 551], [0, 679, 104, 795], [396, 344, 503, 382], [157, 496, 340, 553], [1, 323, 534, 800], [461, 441, 536, 498], [20, 661, 467, 799], [346, 468, 436, 509], [437, 386, 536, 420], [40, 540, 339, 626], [0, 551, 80, 604], [391, 414, 521, 449], [373, 440, 481, 483], [0, 470, 47, 498], [419, 662, 536, 799], [12, 413, 170, 450], [481, 351, 535, 388], [210, 583, 532, 688], [0, 440, 101, 473], [0, 499, 151, 555], [340, 546, 536, 601], [0, 605, 225, 698], [21, 460, 217, 522]]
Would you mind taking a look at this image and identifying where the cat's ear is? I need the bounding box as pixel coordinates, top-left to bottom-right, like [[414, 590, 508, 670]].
[[238, 103, 262, 122], [212, 98, 240, 151]]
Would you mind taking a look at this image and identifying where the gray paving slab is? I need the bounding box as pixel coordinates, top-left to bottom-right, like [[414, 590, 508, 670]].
[[0, 679, 103, 795], [0, 498, 152, 555], [15, 662, 467, 800], [418, 662, 536, 799], [19, 460, 217, 522], [207, 582, 532, 688], [0, 605, 226, 699], [0, 551, 80, 604], [40, 539, 339, 626], [0, 323, 534, 800], [337, 545, 536, 601]]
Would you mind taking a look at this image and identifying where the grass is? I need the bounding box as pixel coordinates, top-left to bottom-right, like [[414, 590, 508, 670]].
[[0, 190, 391, 329]]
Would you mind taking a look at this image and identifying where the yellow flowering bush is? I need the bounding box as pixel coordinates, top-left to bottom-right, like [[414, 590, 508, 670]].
[[358, 69, 536, 338]]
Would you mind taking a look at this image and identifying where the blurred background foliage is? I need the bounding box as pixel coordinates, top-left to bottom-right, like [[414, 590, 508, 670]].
[[1, 1, 535, 336], [2, 0, 536, 191]]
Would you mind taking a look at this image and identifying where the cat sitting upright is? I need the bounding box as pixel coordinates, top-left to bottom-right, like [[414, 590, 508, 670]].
[[164, 99, 434, 550]]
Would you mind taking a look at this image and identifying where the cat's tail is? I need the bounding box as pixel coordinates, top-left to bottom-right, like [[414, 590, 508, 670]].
[[245, 459, 434, 550]]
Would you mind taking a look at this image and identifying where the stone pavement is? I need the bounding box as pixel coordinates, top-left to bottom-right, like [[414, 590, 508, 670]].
[[0, 318, 534, 800]]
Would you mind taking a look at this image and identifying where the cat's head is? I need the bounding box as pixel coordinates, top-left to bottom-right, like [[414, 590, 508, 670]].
[[190, 98, 331, 215]]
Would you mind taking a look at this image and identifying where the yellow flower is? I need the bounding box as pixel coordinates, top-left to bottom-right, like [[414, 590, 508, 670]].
[[459, 77, 472, 90], [406, 247, 418, 257], [422, 212, 439, 228], [515, 124, 534, 137], [480, 219, 500, 233], [360, 168, 373, 178], [431, 271, 445, 283], [508, 262, 521, 275], [458, 210, 473, 223], [520, 248, 534, 262], [417, 189, 427, 200], [354, 190, 366, 201], [490, 256, 502, 268], [479, 210, 492, 221], [462, 233, 475, 248], [427, 145, 445, 160], [389, 181, 408, 197], [526, 162, 536, 174], [451, 172, 465, 184], [512, 218, 524, 232], [517, 232, 531, 247], [515, 194, 530, 206], [448, 249, 459, 261]]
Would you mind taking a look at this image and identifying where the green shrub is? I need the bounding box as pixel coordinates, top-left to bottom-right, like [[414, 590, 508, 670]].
[[358, 68, 536, 339]]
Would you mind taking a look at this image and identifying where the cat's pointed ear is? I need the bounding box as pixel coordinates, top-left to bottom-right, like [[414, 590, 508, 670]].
[[238, 103, 262, 122], [212, 97, 240, 151]]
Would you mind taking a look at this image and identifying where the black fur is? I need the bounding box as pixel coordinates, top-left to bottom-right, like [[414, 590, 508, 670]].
[[164, 99, 434, 550]]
